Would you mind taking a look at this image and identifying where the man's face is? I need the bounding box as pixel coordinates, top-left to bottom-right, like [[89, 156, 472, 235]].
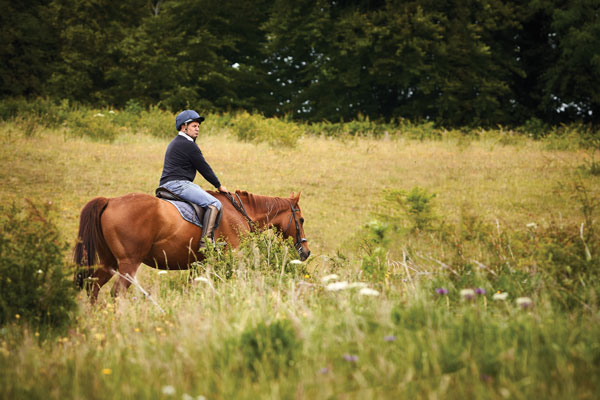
[[184, 121, 200, 139]]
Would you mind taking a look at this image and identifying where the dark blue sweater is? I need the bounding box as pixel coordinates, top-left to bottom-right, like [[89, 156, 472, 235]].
[[159, 135, 221, 188]]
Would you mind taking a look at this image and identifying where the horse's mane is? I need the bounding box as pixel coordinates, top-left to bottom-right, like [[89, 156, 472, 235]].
[[234, 190, 293, 216]]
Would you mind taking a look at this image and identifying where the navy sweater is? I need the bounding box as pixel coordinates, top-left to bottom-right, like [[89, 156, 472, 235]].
[[159, 135, 221, 188]]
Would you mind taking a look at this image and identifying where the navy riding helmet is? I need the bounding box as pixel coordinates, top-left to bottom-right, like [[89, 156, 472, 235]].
[[175, 110, 205, 131]]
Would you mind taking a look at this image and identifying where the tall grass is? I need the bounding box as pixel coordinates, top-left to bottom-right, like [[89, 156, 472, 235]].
[[0, 103, 599, 399]]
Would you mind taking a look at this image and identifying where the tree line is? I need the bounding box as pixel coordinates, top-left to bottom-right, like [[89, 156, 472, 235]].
[[1, 0, 599, 127]]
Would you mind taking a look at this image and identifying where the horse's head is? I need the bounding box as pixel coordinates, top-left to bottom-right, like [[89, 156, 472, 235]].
[[275, 192, 311, 261]]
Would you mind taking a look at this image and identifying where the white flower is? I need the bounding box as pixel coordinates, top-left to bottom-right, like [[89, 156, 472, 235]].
[[492, 292, 509, 301], [194, 277, 209, 283], [158, 270, 168, 275], [108, 110, 115, 114], [36, 269, 43, 274], [161, 385, 176, 396], [516, 297, 533, 308], [460, 289, 475, 300], [93, 113, 105, 117], [326, 281, 349, 291], [289, 259, 303, 265], [359, 288, 380, 296], [321, 274, 339, 283]]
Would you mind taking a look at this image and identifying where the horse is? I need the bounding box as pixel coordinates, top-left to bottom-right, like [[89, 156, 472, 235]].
[[73, 190, 310, 300]]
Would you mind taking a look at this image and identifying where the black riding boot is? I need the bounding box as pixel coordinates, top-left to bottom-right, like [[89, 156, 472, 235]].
[[199, 205, 219, 250]]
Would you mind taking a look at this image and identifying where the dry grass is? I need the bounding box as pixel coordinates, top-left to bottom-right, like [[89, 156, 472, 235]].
[[0, 127, 589, 257]]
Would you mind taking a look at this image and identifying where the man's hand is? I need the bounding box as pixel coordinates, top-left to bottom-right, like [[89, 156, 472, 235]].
[[218, 186, 228, 193]]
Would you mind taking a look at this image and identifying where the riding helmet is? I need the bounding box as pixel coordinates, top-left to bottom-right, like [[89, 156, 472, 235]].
[[175, 110, 205, 131]]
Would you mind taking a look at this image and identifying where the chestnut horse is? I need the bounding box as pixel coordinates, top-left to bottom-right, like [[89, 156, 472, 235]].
[[74, 190, 310, 299]]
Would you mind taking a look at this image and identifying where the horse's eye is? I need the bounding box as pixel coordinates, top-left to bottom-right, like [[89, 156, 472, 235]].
[[300, 218, 304, 225]]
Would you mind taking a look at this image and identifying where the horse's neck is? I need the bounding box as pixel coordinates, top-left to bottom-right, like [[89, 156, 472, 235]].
[[237, 191, 289, 226]]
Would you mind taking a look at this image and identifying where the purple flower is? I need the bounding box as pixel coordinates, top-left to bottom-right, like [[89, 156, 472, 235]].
[[475, 288, 486, 295], [384, 335, 397, 342], [435, 287, 449, 295], [319, 367, 330, 374], [343, 354, 358, 362]]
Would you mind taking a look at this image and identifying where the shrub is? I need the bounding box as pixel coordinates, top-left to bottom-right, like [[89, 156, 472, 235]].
[[66, 109, 121, 142], [239, 318, 301, 378], [381, 187, 438, 232], [231, 112, 299, 147], [137, 106, 173, 137], [0, 201, 78, 336], [191, 230, 305, 282]]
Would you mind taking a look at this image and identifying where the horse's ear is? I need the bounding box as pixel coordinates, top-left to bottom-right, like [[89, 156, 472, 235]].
[[291, 191, 301, 204]]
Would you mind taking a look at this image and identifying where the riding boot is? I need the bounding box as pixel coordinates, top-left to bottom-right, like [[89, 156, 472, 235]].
[[199, 205, 219, 250]]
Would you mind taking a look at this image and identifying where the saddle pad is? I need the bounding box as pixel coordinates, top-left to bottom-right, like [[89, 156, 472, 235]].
[[163, 199, 202, 228]]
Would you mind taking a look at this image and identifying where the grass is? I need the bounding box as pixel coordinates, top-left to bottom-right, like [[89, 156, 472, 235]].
[[0, 115, 599, 399]]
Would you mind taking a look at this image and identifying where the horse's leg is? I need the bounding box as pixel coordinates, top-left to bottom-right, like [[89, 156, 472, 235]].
[[110, 261, 142, 297], [89, 267, 114, 302]]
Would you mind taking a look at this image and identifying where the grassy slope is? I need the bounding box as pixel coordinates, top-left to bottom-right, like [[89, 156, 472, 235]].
[[0, 129, 586, 256], [0, 126, 598, 399]]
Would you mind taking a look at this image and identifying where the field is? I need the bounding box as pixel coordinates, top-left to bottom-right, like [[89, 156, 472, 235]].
[[0, 116, 599, 399]]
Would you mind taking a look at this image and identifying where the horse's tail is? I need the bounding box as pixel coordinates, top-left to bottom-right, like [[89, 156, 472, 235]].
[[73, 197, 114, 267]]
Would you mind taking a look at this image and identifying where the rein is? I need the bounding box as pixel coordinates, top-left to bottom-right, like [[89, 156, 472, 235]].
[[225, 192, 258, 232]]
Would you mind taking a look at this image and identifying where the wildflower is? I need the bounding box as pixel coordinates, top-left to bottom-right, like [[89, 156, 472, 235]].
[[516, 297, 533, 308], [319, 367, 330, 374], [161, 385, 176, 396], [343, 354, 358, 362], [108, 110, 115, 114], [359, 288, 380, 297], [36, 269, 43, 274], [526, 223, 537, 229], [326, 281, 349, 291], [321, 274, 339, 283], [158, 270, 168, 275], [460, 289, 476, 300], [480, 373, 492, 384], [435, 288, 449, 295], [93, 113, 105, 117], [134, 328, 140, 332], [475, 288, 486, 295], [102, 368, 112, 375], [384, 335, 397, 342], [14, 314, 20, 319], [492, 292, 508, 301], [304, 274, 310, 279], [289, 259, 303, 265]]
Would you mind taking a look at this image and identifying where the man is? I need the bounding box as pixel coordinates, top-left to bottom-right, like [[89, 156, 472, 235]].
[[159, 109, 227, 249]]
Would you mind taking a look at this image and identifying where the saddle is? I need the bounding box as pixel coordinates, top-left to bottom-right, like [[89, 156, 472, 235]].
[[155, 187, 205, 223]]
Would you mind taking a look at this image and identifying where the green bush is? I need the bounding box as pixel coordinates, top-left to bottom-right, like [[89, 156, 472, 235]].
[[66, 109, 121, 142], [191, 229, 304, 282], [0, 98, 72, 130], [239, 318, 301, 378], [137, 106, 173, 137], [232, 112, 299, 147], [0, 201, 78, 336]]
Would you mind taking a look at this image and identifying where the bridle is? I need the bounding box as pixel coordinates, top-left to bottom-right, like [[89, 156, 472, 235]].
[[283, 203, 308, 252], [225, 192, 307, 252]]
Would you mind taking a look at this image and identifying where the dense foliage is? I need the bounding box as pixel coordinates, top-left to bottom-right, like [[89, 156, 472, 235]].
[[0, 202, 77, 336], [1, 0, 599, 127]]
